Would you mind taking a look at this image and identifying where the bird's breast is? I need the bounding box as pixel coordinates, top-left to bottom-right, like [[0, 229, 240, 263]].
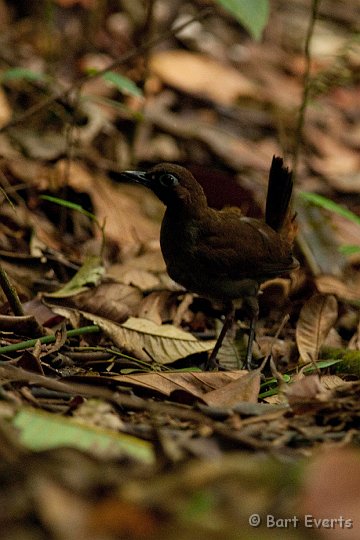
[[160, 213, 201, 283], [160, 215, 198, 259]]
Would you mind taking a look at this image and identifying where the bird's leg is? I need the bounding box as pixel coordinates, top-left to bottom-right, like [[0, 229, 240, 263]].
[[205, 302, 235, 371], [244, 296, 259, 370], [245, 316, 257, 370]]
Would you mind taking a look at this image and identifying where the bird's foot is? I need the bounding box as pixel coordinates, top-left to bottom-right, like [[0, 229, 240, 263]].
[[204, 355, 220, 371], [245, 356, 257, 371]]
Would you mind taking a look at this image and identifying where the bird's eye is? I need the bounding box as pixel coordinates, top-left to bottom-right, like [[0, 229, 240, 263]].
[[159, 173, 179, 187]]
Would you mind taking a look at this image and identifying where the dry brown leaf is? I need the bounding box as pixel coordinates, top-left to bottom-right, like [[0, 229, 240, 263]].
[[108, 266, 160, 291], [83, 315, 216, 364], [203, 369, 261, 407], [23, 297, 59, 326], [315, 275, 360, 303], [46, 283, 141, 323], [150, 50, 257, 106], [108, 250, 166, 291], [137, 291, 174, 325], [172, 293, 194, 327], [113, 371, 244, 400], [260, 277, 294, 311], [64, 293, 129, 324], [285, 374, 328, 405], [0, 314, 45, 337], [296, 294, 338, 364], [320, 374, 348, 391]]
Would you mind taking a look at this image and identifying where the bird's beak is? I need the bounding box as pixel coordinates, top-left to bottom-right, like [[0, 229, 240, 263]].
[[120, 170, 152, 187]]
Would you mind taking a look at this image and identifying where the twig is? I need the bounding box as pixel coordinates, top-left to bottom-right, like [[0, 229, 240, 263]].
[[0, 8, 213, 133], [0, 325, 100, 354], [0, 264, 24, 316], [292, 0, 321, 181]]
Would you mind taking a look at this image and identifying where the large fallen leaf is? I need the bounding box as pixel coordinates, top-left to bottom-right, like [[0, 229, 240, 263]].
[[12, 407, 154, 463], [83, 314, 216, 364], [150, 50, 257, 106], [296, 294, 338, 364], [112, 371, 246, 401]]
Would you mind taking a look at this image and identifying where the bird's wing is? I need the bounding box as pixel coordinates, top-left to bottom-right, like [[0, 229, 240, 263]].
[[195, 211, 295, 281]]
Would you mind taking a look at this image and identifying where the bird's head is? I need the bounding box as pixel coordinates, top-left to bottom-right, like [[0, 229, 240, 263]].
[[120, 163, 207, 208]]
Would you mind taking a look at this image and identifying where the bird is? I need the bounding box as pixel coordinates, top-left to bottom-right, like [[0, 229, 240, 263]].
[[120, 157, 299, 370]]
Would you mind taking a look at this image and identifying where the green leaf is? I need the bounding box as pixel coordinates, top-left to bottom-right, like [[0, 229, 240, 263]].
[[303, 359, 343, 372], [300, 192, 360, 227], [0, 67, 49, 83], [339, 244, 360, 256], [13, 407, 154, 463], [47, 255, 104, 297], [216, 0, 269, 40], [101, 71, 143, 97], [40, 194, 98, 222]]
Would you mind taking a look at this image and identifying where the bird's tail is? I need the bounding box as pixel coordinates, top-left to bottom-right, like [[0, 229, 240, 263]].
[[265, 156, 297, 244]]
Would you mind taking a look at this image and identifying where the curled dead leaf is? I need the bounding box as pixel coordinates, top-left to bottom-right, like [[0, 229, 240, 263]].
[[285, 374, 327, 404], [203, 369, 261, 407], [296, 294, 338, 364], [316, 275, 360, 303], [45, 283, 141, 324]]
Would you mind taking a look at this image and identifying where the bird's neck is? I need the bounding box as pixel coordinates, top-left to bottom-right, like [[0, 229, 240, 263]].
[[165, 190, 208, 220]]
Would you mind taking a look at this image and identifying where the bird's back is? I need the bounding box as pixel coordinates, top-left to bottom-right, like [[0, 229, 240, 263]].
[[161, 204, 297, 301]]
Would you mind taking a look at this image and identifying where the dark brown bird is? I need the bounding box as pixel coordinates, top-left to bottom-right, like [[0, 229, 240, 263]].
[[121, 157, 298, 370]]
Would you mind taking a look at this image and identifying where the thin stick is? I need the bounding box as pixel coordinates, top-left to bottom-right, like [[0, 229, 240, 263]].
[[0, 264, 24, 316], [292, 0, 321, 181], [0, 325, 100, 354]]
